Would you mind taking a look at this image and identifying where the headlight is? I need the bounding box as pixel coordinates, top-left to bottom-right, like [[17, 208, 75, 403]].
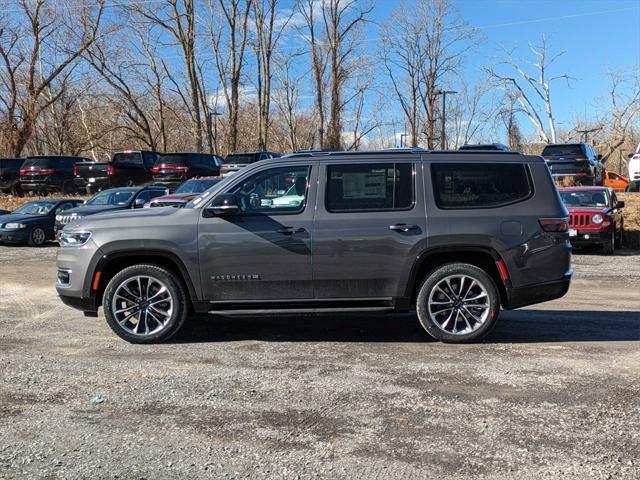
[[55, 215, 61, 221], [592, 214, 603, 224], [3, 223, 27, 229], [59, 230, 92, 247]]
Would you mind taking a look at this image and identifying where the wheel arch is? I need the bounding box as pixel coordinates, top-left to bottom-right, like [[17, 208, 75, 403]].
[[405, 246, 508, 307], [89, 250, 198, 309]]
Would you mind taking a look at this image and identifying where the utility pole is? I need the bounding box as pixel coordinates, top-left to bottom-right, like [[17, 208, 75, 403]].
[[435, 90, 457, 149], [575, 126, 602, 143], [209, 110, 223, 155]]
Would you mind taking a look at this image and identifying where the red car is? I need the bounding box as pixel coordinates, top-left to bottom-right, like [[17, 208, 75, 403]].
[[558, 186, 625, 254], [146, 177, 223, 208]]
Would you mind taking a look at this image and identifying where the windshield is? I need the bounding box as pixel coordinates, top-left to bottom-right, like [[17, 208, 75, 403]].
[[13, 201, 56, 215], [87, 190, 135, 206], [560, 190, 609, 208], [113, 152, 142, 165], [542, 145, 583, 156], [223, 154, 255, 164], [176, 179, 221, 194], [186, 175, 234, 208]]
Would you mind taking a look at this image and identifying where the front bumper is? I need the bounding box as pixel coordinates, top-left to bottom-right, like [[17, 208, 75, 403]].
[[58, 294, 99, 317], [504, 271, 572, 309], [0, 228, 28, 243]]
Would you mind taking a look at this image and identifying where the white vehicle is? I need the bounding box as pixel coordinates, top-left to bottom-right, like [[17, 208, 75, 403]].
[[629, 143, 640, 192]]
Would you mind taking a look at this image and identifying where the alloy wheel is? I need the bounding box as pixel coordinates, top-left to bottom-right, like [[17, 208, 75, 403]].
[[427, 274, 490, 335], [31, 227, 46, 245], [111, 275, 174, 336]]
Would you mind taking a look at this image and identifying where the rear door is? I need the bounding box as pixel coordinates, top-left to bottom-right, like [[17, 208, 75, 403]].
[[312, 159, 427, 300], [198, 163, 317, 302]]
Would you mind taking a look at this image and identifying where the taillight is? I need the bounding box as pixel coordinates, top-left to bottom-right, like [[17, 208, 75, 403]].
[[39, 168, 54, 175], [106, 164, 115, 175], [575, 157, 588, 161], [19, 168, 28, 176], [73, 164, 78, 176], [539, 218, 569, 232], [152, 164, 189, 173]]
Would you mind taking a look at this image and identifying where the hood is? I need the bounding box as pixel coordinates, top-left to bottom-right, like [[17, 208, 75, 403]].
[[154, 193, 197, 202], [63, 204, 128, 216], [0, 213, 47, 226], [66, 204, 181, 231], [565, 206, 609, 214]]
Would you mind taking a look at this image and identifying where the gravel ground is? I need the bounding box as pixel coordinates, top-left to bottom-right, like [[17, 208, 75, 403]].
[[0, 245, 639, 480]]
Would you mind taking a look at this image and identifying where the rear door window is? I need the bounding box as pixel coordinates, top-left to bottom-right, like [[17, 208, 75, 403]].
[[431, 163, 532, 209], [325, 163, 414, 212]]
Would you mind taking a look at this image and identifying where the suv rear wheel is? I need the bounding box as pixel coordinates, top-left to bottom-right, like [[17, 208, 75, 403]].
[[416, 263, 500, 343], [103, 264, 188, 343]]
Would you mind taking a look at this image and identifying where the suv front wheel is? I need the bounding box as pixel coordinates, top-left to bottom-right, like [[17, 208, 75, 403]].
[[416, 263, 500, 343], [103, 264, 188, 343]]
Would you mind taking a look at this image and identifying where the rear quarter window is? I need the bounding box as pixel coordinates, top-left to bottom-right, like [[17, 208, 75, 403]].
[[431, 163, 532, 209]]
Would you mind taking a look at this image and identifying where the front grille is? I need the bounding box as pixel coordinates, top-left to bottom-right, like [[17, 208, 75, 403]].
[[57, 215, 81, 225], [569, 214, 590, 227]]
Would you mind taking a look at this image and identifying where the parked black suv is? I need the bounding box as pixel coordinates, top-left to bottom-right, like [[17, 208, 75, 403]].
[[220, 151, 280, 177], [56, 149, 572, 344], [151, 152, 223, 187], [20, 156, 92, 194], [0, 158, 24, 194], [541, 143, 604, 186], [54, 185, 166, 235], [74, 150, 162, 194]]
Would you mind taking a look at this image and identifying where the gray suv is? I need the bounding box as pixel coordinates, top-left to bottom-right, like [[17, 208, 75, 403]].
[[56, 149, 572, 344]]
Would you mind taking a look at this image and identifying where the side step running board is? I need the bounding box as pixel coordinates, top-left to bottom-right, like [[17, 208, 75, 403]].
[[208, 306, 394, 316]]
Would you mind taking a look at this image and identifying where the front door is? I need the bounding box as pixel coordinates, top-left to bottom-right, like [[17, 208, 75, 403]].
[[198, 163, 316, 302], [312, 160, 427, 300]]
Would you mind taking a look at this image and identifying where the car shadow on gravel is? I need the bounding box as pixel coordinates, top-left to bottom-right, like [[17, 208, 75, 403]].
[[171, 309, 640, 344]]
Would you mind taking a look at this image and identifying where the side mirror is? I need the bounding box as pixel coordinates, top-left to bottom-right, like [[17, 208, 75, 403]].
[[206, 193, 240, 216], [133, 198, 146, 209], [616, 201, 625, 209], [628, 153, 634, 159], [597, 154, 603, 161]]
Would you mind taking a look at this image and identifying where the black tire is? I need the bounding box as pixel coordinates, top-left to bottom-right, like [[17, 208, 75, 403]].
[[27, 226, 47, 247], [103, 264, 188, 344], [416, 262, 501, 343], [602, 229, 615, 255], [615, 224, 624, 249]]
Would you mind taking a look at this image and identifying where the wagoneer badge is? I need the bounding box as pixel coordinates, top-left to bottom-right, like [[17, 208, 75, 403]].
[[211, 274, 260, 281]]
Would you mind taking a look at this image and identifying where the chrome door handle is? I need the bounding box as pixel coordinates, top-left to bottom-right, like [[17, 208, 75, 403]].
[[389, 224, 418, 232]]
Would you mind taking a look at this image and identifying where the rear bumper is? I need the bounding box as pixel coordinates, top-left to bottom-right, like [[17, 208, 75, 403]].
[[152, 175, 188, 186], [503, 271, 572, 309], [20, 180, 60, 191]]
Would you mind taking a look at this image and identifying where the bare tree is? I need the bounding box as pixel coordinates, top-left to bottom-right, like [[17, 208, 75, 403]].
[[133, 0, 205, 151], [380, 0, 479, 149], [596, 70, 640, 165], [0, 0, 105, 156], [447, 78, 495, 148], [321, 0, 372, 150], [251, 0, 292, 150], [210, 0, 252, 153], [297, 0, 328, 149], [487, 35, 572, 144]]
